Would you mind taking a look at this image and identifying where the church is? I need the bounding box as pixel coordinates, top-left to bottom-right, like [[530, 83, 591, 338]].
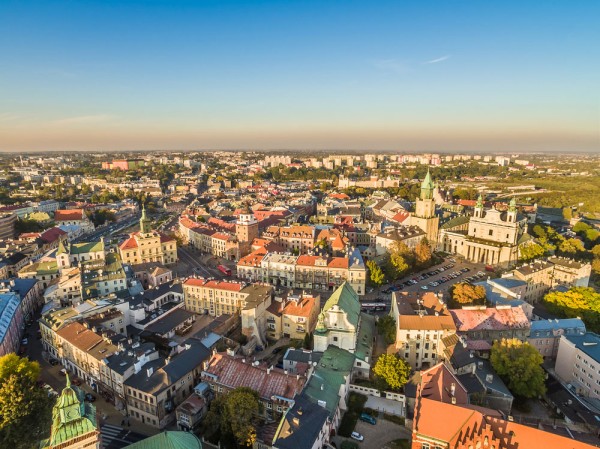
[[439, 196, 531, 267]]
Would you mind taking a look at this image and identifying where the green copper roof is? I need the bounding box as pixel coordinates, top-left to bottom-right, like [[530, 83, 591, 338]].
[[509, 197, 517, 212], [124, 431, 202, 449], [420, 169, 435, 200], [303, 346, 355, 417], [355, 312, 375, 362], [41, 375, 98, 448], [321, 282, 360, 327]]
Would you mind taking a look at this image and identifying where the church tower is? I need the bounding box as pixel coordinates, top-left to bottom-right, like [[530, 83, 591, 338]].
[[139, 205, 152, 235], [40, 375, 99, 449], [411, 169, 439, 243]]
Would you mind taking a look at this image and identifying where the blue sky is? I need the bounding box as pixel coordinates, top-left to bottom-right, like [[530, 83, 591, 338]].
[[0, 0, 598, 151]]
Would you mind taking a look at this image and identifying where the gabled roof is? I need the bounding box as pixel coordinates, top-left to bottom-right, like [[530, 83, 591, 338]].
[[54, 209, 85, 221], [322, 282, 360, 327]]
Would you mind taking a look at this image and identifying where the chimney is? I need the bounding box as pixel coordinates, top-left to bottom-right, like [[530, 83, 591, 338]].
[[146, 367, 154, 377]]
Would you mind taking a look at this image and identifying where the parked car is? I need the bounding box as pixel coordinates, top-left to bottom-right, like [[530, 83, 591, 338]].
[[48, 358, 59, 366], [351, 431, 364, 441], [84, 393, 96, 402], [21, 338, 28, 345], [360, 413, 377, 425], [71, 377, 82, 386], [59, 368, 67, 376], [420, 285, 429, 290]]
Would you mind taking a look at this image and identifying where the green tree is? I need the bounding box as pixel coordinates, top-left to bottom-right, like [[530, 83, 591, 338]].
[[415, 237, 432, 266], [572, 221, 591, 233], [592, 244, 600, 258], [449, 283, 487, 307], [388, 253, 409, 280], [377, 315, 397, 345], [366, 260, 385, 286], [202, 387, 259, 448], [559, 238, 585, 255], [592, 259, 600, 277], [543, 287, 600, 332], [562, 207, 573, 221], [518, 242, 546, 262], [0, 354, 52, 449], [490, 339, 546, 398], [372, 354, 411, 391], [532, 225, 547, 239]]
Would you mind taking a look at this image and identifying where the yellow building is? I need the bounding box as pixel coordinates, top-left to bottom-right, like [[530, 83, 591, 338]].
[[119, 208, 177, 265], [265, 293, 320, 340]]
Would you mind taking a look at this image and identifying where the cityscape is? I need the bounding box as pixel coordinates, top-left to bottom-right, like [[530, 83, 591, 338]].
[[0, 2, 599, 449]]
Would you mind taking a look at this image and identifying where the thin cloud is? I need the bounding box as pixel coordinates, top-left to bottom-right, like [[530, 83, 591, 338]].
[[372, 58, 408, 74], [424, 55, 451, 64], [0, 113, 21, 122], [51, 114, 116, 126]]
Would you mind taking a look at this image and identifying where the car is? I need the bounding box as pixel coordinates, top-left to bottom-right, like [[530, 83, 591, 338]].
[[84, 393, 96, 402], [389, 286, 400, 292], [420, 285, 429, 290], [48, 358, 59, 366], [360, 413, 377, 425], [71, 377, 82, 386], [381, 288, 391, 294], [477, 271, 485, 276], [21, 338, 28, 345], [351, 431, 364, 441], [431, 282, 439, 287], [59, 368, 67, 376], [272, 347, 283, 354], [462, 267, 470, 273], [42, 384, 58, 397]]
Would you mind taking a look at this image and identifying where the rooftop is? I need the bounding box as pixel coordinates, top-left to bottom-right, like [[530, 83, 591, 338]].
[[450, 306, 530, 332]]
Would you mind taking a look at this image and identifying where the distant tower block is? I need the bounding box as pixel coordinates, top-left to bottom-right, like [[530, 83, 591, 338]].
[[412, 169, 440, 243]]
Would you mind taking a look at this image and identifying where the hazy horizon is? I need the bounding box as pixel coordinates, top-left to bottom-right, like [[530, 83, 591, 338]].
[[1, 1, 598, 152]]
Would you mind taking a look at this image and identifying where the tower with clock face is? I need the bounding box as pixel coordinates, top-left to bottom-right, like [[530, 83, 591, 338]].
[[40, 375, 100, 449]]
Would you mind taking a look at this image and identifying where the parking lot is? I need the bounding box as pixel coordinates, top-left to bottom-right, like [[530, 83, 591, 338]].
[[334, 418, 410, 449], [361, 257, 490, 314]]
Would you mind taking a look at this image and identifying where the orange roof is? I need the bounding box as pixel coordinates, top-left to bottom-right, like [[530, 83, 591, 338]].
[[450, 307, 529, 332], [56, 322, 103, 352], [184, 278, 244, 292], [282, 296, 317, 318], [328, 193, 350, 200], [179, 217, 200, 230], [414, 397, 596, 449], [54, 209, 85, 221], [238, 248, 267, 267], [120, 237, 138, 250]]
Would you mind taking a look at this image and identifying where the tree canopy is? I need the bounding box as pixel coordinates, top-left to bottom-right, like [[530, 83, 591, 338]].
[[377, 315, 397, 345], [201, 387, 260, 448], [366, 260, 385, 286], [372, 354, 411, 391], [518, 242, 546, 262], [490, 339, 546, 398], [543, 287, 600, 333], [449, 283, 487, 308], [0, 354, 52, 449], [415, 237, 433, 265]]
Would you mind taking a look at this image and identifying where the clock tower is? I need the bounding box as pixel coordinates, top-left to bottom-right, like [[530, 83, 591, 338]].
[[411, 169, 440, 243], [40, 375, 100, 449]]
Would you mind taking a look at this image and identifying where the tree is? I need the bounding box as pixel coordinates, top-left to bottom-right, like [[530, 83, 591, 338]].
[[592, 259, 600, 277], [377, 315, 397, 345], [573, 221, 591, 234], [366, 260, 385, 286], [450, 283, 486, 307], [518, 242, 546, 262], [562, 207, 573, 221], [559, 238, 585, 255], [532, 225, 547, 239], [543, 287, 600, 333], [202, 387, 259, 448], [372, 354, 411, 391], [490, 339, 546, 398], [388, 253, 409, 280], [303, 332, 312, 350], [415, 237, 432, 266], [592, 244, 600, 258], [0, 354, 52, 449]]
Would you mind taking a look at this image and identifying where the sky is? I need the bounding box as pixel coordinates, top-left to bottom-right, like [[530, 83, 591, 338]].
[[0, 0, 598, 152]]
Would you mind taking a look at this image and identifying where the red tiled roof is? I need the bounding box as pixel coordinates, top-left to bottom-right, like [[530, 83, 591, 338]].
[[40, 227, 67, 243], [120, 237, 138, 250], [450, 307, 530, 332], [184, 278, 244, 292], [54, 209, 85, 221], [238, 248, 267, 267], [203, 353, 304, 401]]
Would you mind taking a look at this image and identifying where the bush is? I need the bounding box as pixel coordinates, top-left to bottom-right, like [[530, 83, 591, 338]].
[[383, 413, 405, 425], [337, 393, 367, 437], [341, 442, 359, 449]]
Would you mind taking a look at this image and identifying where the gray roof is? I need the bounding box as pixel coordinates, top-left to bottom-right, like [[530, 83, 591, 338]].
[[144, 308, 194, 335], [529, 318, 586, 338], [563, 333, 600, 362], [283, 348, 323, 365], [491, 277, 527, 289], [273, 394, 329, 449]]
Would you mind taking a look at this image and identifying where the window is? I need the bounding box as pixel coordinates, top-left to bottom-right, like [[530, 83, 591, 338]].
[[488, 230, 493, 236]]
